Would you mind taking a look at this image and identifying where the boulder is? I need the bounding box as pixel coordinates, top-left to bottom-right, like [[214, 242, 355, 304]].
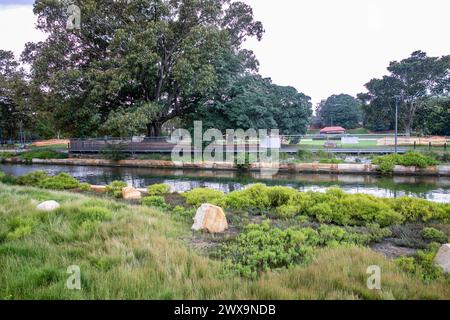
[[192, 204, 228, 234], [434, 244, 450, 273], [36, 200, 60, 212], [90, 185, 107, 193], [122, 186, 142, 200]]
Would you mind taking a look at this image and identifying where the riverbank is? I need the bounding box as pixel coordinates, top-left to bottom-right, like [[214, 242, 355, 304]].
[[3, 157, 450, 177], [1, 183, 449, 299]]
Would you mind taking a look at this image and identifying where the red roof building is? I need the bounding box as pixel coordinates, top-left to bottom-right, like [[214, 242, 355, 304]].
[[320, 126, 346, 134]]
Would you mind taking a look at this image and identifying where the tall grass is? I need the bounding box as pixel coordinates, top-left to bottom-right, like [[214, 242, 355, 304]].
[[0, 184, 448, 300]]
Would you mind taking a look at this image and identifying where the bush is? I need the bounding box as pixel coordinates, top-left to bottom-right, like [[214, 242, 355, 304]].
[[225, 184, 271, 211], [79, 183, 92, 192], [147, 184, 170, 196], [17, 171, 49, 186], [172, 206, 196, 220], [182, 188, 225, 207], [372, 152, 439, 174], [105, 181, 127, 198], [0, 152, 14, 162], [101, 143, 128, 161], [6, 217, 36, 241], [141, 196, 169, 209], [297, 150, 312, 161], [20, 149, 68, 161], [390, 197, 448, 222], [275, 205, 300, 219], [73, 207, 113, 224], [421, 227, 447, 243], [38, 173, 81, 190]]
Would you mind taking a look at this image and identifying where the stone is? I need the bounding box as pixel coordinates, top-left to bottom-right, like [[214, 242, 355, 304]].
[[90, 185, 107, 193], [192, 204, 228, 234], [434, 244, 450, 273], [122, 186, 142, 200], [36, 200, 60, 212]]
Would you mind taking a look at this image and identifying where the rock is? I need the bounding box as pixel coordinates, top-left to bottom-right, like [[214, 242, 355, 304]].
[[434, 244, 450, 273], [122, 186, 142, 200], [36, 200, 60, 212], [192, 204, 228, 234], [90, 185, 107, 193]]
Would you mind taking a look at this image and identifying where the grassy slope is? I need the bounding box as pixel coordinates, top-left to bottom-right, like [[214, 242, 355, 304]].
[[0, 184, 448, 300]]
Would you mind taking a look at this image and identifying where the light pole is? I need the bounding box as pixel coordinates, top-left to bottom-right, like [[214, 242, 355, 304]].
[[394, 96, 400, 154]]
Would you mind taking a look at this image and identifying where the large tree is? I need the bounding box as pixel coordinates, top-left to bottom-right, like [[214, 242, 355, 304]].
[[359, 51, 450, 135], [23, 0, 264, 137], [0, 50, 31, 141], [316, 94, 362, 129], [184, 75, 312, 134]]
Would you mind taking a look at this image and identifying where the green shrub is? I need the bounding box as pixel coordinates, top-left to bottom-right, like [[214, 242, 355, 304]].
[[147, 183, 170, 196], [0, 152, 14, 162], [101, 143, 128, 161], [73, 207, 113, 224], [141, 196, 169, 209], [6, 217, 36, 241], [79, 183, 92, 192], [266, 186, 298, 207], [38, 173, 81, 190], [182, 188, 225, 207], [297, 150, 312, 161], [421, 227, 447, 243], [20, 149, 68, 161], [172, 206, 196, 220], [395, 256, 417, 274], [319, 158, 344, 164], [105, 181, 127, 198], [390, 197, 448, 222], [373, 152, 439, 174], [17, 171, 49, 186], [275, 205, 300, 219], [225, 184, 271, 211]]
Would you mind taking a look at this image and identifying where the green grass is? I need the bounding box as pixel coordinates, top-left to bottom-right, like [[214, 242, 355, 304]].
[[0, 183, 449, 299]]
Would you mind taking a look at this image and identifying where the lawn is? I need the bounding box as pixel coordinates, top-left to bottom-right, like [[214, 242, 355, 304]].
[[0, 183, 449, 300]]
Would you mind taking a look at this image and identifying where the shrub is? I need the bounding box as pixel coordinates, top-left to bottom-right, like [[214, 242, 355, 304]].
[[275, 205, 300, 219], [101, 143, 128, 161], [147, 183, 170, 196], [0, 152, 14, 162], [182, 188, 225, 207], [20, 149, 68, 161], [390, 197, 448, 222], [105, 181, 127, 198], [17, 171, 49, 186], [421, 227, 447, 243], [372, 152, 439, 174], [225, 184, 271, 211], [297, 150, 312, 161], [6, 217, 36, 241], [79, 183, 92, 192], [266, 186, 298, 207], [172, 206, 196, 220], [38, 173, 81, 190], [73, 207, 113, 224], [141, 196, 169, 209]]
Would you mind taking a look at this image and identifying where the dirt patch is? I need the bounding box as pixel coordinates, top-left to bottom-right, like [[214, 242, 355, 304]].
[[371, 240, 418, 259]]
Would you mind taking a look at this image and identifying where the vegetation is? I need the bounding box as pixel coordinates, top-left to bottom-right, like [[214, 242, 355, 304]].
[[316, 94, 363, 129], [372, 152, 439, 174], [141, 196, 170, 210], [20, 149, 68, 162], [0, 183, 449, 299], [147, 184, 171, 196], [421, 227, 448, 244], [105, 181, 127, 199]]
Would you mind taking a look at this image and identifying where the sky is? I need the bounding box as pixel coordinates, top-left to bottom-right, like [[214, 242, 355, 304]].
[[1, 0, 450, 105]]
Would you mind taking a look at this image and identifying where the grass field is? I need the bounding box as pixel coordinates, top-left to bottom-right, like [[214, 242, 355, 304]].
[[0, 184, 449, 300]]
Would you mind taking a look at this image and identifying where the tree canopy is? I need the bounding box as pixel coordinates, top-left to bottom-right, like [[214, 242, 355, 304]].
[[316, 94, 362, 129]]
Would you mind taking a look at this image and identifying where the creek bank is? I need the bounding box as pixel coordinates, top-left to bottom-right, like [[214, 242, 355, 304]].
[[3, 157, 450, 177]]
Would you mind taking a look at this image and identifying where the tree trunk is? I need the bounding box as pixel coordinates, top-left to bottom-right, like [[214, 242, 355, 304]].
[[147, 122, 163, 137]]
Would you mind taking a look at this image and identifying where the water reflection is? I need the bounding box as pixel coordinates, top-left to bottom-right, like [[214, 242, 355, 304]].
[[1, 163, 450, 203]]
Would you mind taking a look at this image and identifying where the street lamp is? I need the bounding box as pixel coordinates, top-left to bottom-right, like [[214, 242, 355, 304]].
[[394, 96, 401, 154]]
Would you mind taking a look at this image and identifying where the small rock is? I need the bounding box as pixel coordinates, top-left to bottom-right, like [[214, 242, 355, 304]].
[[434, 244, 450, 273], [90, 185, 107, 193], [122, 186, 142, 200], [192, 204, 228, 234], [36, 200, 60, 212]]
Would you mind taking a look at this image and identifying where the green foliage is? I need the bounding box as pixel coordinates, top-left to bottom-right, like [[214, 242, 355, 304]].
[[372, 152, 439, 174], [105, 181, 127, 199], [0, 171, 17, 185], [421, 228, 448, 244], [225, 184, 271, 211], [147, 184, 170, 196], [38, 173, 81, 190], [319, 158, 344, 164], [171, 206, 196, 221], [79, 183, 92, 192], [0, 152, 14, 162], [72, 207, 113, 224], [101, 143, 128, 161], [20, 149, 68, 161], [317, 94, 363, 129], [389, 197, 448, 222], [296, 149, 313, 161], [17, 171, 49, 186], [182, 188, 225, 207], [141, 196, 169, 210], [6, 217, 36, 241]]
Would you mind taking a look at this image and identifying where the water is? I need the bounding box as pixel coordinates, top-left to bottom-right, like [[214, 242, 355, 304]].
[[1, 163, 450, 203]]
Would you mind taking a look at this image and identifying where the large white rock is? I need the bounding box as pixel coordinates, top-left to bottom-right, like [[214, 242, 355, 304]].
[[434, 244, 450, 273], [192, 204, 228, 234], [36, 200, 60, 212], [122, 186, 142, 200]]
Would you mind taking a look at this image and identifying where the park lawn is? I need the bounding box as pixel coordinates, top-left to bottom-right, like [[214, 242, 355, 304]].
[[299, 139, 378, 148], [0, 184, 449, 300]]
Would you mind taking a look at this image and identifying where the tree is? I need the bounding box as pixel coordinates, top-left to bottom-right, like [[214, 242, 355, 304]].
[[360, 51, 450, 135], [183, 75, 312, 134], [316, 94, 362, 129], [0, 50, 31, 141], [415, 97, 450, 136], [23, 0, 264, 137]]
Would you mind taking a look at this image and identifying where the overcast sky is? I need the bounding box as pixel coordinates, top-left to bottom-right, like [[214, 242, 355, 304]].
[[1, 0, 450, 105]]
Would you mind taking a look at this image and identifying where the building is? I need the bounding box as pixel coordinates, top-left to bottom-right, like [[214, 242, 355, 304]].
[[320, 126, 346, 135]]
